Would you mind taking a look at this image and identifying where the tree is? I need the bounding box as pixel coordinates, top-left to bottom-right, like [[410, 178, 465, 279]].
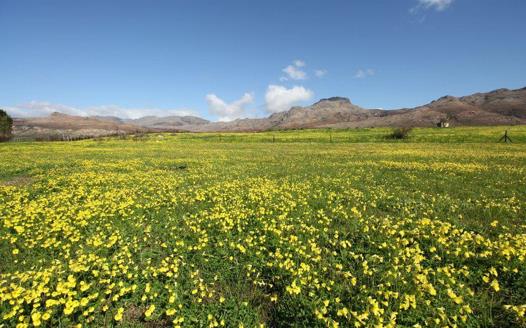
[[0, 109, 13, 142]]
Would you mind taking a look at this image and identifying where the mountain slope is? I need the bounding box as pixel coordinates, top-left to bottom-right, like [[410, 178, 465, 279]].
[[183, 87, 526, 131], [10, 87, 526, 138], [13, 112, 146, 140], [125, 115, 209, 129]]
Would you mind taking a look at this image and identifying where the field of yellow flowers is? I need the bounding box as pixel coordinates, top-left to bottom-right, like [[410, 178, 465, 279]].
[[1, 127, 525, 327]]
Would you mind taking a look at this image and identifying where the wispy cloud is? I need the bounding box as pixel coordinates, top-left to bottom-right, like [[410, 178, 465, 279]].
[[281, 59, 307, 80], [265, 85, 313, 113], [354, 68, 375, 79], [4, 101, 197, 119], [293, 59, 306, 67], [411, 0, 454, 13], [282, 65, 307, 81], [314, 69, 328, 78], [280, 60, 327, 81], [205, 92, 254, 121]]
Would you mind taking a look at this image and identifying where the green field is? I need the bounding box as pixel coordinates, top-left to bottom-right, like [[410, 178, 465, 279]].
[[1, 126, 525, 327]]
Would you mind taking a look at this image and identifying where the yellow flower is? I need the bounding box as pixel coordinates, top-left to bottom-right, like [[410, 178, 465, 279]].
[[80, 297, 89, 307], [145, 304, 156, 318], [490, 279, 500, 292], [31, 312, 42, 327], [336, 307, 349, 317], [114, 307, 124, 321], [80, 281, 90, 292], [489, 267, 498, 277], [447, 289, 463, 305], [64, 299, 80, 315], [286, 280, 301, 295]]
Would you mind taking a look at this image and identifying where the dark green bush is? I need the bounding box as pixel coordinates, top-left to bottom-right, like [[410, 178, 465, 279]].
[[0, 109, 13, 142], [387, 127, 412, 140]]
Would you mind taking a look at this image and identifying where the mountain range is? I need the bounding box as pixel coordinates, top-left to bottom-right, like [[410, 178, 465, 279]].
[[11, 87, 526, 140]]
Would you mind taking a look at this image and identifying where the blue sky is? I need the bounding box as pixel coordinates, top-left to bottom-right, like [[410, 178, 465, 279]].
[[1, 0, 525, 120]]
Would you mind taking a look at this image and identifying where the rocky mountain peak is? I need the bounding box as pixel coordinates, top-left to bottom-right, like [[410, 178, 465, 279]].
[[315, 97, 351, 105]]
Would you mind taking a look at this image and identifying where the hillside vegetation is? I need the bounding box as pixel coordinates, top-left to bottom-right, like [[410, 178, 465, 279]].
[[1, 126, 525, 327]]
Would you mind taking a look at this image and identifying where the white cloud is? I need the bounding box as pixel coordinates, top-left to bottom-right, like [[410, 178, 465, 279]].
[[205, 92, 254, 121], [4, 101, 197, 119], [315, 69, 328, 78], [411, 0, 454, 12], [293, 59, 306, 67], [282, 64, 307, 80], [265, 85, 313, 113], [281, 59, 308, 80], [354, 68, 375, 79]]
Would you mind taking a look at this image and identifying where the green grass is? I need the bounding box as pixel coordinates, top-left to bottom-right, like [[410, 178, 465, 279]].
[[172, 125, 526, 143], [0, 126, 525, 327]]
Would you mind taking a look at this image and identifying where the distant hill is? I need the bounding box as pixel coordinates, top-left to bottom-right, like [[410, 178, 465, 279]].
[[184, 87, 526, 131], [10, 87, 526, 139], [124, 115, 210, 129], [90, 115, 124, 124], [92, 115, 210, 129], [12, 112, 146, 141]]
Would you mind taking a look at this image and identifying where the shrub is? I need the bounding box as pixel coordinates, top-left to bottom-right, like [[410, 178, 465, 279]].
[[387, 127, 412, 140], [0, 109, 13, 142]]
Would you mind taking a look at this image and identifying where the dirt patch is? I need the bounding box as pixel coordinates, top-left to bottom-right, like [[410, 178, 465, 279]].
[[1, 176, 33, 187], [123, 305, 145, 323], [122, 305, 171, 328]]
